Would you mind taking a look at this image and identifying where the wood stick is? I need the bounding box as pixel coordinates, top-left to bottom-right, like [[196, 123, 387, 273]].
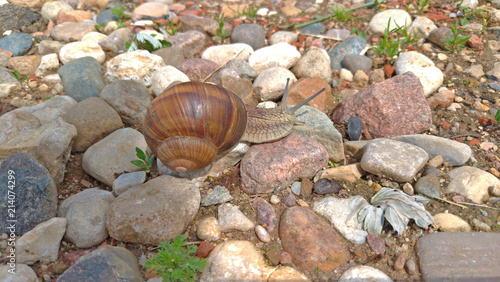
[[427, 195, 468, 209]]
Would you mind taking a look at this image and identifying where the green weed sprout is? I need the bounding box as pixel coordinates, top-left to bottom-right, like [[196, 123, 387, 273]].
[[213, 13, 230, 42], [111, 3, 129, 21], [495, 110, 500, 123], [131, 147, 154, 174], [416, 0, 429, 15], [372, 19, 403, 61], [230, 4, 260, 20], [145, 235, 207, 282], [444, 21, 470, 53], [329, 6, 354, 22]]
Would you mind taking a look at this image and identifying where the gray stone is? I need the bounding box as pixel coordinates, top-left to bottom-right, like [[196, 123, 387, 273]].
[[0, 112, 76, 184], [98, 28, 132, 55], [201, 185, 233, 206], [292, 105, 344, 162], [342, 54, 373, 73], [218, 203, 255, 232], [112, 171, 147, 196], [328, 36, 366, 71], [38, 40, 65, 55], [446, 166, 500, 204], [58, 188, 114, 248], [153, 46, 186, 68], [361, 138, 429, 182], [0, 66, 23, 98], [17, 217, 67, 264], [63, 97, 123, 152], [0, 33, 32, 56], [96, 9, 118, 24], [0, 4, 41, 35], [167, 30, 207, 59], [313, 196, 369, 244], [82, 128, 147, 187], [99, 80, 152, 129], [414, 174, 441, 198], [392, 134, 472, 166], [58, 57, 105, 102], [298, 22, 325, 35], [226, 60, 257, 80], [417, 232, 500, 281], [13, 96, 77, 125], [56, 245, 144, 282], [0, 264, 38, 282], [0, 153, 57, 235], [281, 192, 296, 207], [313, 178, 342, 195], [50, 22, 96, 43], [291, 47, 331, 83], [107, 175, 200, 245], [231, 23, 266, 50], [269, 31, 298, 45]]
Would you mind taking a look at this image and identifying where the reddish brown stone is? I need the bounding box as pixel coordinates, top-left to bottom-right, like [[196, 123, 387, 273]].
[[57, 10, 94, 24], [286, 77, 334, 114], [279, 251, 293, 265], [367, 234, 385, 255], [331, 72, 431, 139], [467, 34, 484, 50], [279, 207, 348, 272], [61, 249, 94, 266], [240, 133, 328, 194], [8, 55, 41, 76], [441, 122, 451, 130], [394, 253, 406, 270], [252, 197, 278, 233], [383, 64, 394, 78], [427, 89, 455, 109], [195, 241, 215, 258], [178, 58, 220, 85]]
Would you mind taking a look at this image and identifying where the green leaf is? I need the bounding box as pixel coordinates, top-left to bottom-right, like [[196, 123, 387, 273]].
[[131, 160, 147, 169], [147, 156, 154, 167], [460, 18, 468, 25], [135, 147, 146, 160], [496, 110, 500, 122]]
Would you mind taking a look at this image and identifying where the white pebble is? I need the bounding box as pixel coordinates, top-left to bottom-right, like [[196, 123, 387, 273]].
[[255, 225, 271, 243], [270, 195, 280, 204]]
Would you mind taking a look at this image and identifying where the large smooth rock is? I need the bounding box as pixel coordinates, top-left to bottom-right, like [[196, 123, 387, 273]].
[[291, 47, 331, 83], [394, 51, 443, 96], [0, 153, 57, 235], [417, 232, 500, 281], [13, 96, 77, 125], [446, 166, 500, 204], [369, 9, 412, 34], [240, 133, 328, 194], [361, 138, 429, 182], [200, 240, 277, 281], [63, 97, 123, 152], [292, 105, 344, 162], [279, 207, 348, 272], [58, 188, 114, 248], [0, 264, 38, 282], [393, 134, 472, 166], [106, 175, 200, 245], [313, 196, 369, 244], [248, 42, 301, 74], [0, 112, 76, 184], [82, 128, 147, 187], [56, 246, 144, 282], [331, 72, 431, 139], [104, 50, 166, 87], [17, 217, 67, 264], [99, 80, 152, 129], [58, 56, 105, 102]]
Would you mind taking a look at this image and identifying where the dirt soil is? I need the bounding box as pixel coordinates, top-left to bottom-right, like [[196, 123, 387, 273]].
[[2, 0, 500, 281]]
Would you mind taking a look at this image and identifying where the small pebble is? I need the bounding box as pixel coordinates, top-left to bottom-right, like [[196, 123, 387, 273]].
[[402, 183, 414, 195], [291, 181, 301, 195], [279, 251, 293, 265], [313, 178, 342, 194], [472, 218, 491, 232], [281, 192, 296, 206], [394, 253, 406, 270], [255, 225, 271, 243], [406, 259, 417, 275], [270, 195, 280, 204]]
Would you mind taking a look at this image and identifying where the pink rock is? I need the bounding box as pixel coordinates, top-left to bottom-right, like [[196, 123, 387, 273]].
[[279, 251, 293, 265], [179, 58, 220, 85], [279, 206, 348, 272], [467, 34, 483, 50], [427, 88, 455, 109], [252, 197, 277, 232], [331, 72, 431, 139], [50, 22, 96, 42], [240, 133, 328, 194], [367, 234, 385, 255], [132, 2, 170, 21], [57, 10, 94, 24], [168, 30, 208, 59]]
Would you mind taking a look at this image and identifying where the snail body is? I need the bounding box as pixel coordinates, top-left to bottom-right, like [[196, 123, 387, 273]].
[[143, 81, 324, 174]]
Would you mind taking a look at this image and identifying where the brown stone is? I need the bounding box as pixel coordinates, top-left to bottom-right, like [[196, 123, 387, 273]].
[[195, 241, 215, 258], [179, 58, 220, 85], [427, 88, 455, 109], [394, 253, 406, 270], [286, 77, 334, 114], [331, 72, 431, 139], [8, 55, 41, 76], [57, 10, 94, 24], [152, 46, 186, 69], [168, 30, 207, 59], [221, 76, 258, 106], [366, 234, 385, 255], [467, 34, 484, 50], [427, 27, 453, 50], [50, 22, 96, 42], [240, 133, 328, 194], [279, 206, 348, 272], [300, 177, 313, 198]]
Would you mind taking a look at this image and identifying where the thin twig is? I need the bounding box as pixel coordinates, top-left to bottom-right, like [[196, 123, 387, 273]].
[[202, 48, 245, 83], [448, 133, 482, 139], [458, 202, 500, 210], [428, 195, 468, 209]]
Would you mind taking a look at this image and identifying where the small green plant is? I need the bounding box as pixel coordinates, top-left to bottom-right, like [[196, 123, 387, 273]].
[[351, 28, 366, 39], [111, 3, 129, 21], [145, 235, 207, 282], [393, 20, 423, 46], [131, 147, 154, 174], [230, 4, 260, 20], [328, 161, 340, 168], [11, 70, 29, 82], [416, 0, 429, 15], [495, 109, 500, 123], [329, 5, 354, 22], [126, 33, 172, 52], [165, 21, 181, 36], [456, 1, 485, 26], [213, 13, 230, 42], [372, 20, 403, 61], [444, 21, 470, 53]]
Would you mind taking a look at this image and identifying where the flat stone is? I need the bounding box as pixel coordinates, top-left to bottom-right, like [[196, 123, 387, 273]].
[[111, 171, 147, 196], [414, 174, 441, 198], [201, 185, 233, 206], [201, 43, 253, 66], [248, 42, 301, 74], [417, 232, 500, 281], [446, 166, 500, 204], [58, 57, 105, 102], [433, 213, 471, 232], [50, 22, 96, 43], [218, 203, 255, 232], [0, 264, 38, 282], [318, 163, 365, 183], [12, 95, 77, 125], [361, 138, 429, 182], [168, 30, 207, 59], [0, 33, 32, 56], [286, 78, 335, 114]]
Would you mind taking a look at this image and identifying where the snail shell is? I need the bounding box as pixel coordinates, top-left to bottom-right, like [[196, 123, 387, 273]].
[[143, 81, 325, 174]]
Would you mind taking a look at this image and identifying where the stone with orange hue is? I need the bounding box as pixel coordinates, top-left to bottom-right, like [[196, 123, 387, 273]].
[[331, 72, 431, 139], [8, 55, 41, 76], [240, 134, 328, 194], [427, 88, 455, 109], [319, 163, 365, 183], [57, 10, 93, 24], [279, 207, 348, 272], [467, 34, 484, 50], [132, 2, 169, 21], [286, 78, 334, 113]]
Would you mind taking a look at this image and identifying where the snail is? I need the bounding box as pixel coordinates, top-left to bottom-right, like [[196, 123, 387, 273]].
[[143, 79, 325, 175]]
